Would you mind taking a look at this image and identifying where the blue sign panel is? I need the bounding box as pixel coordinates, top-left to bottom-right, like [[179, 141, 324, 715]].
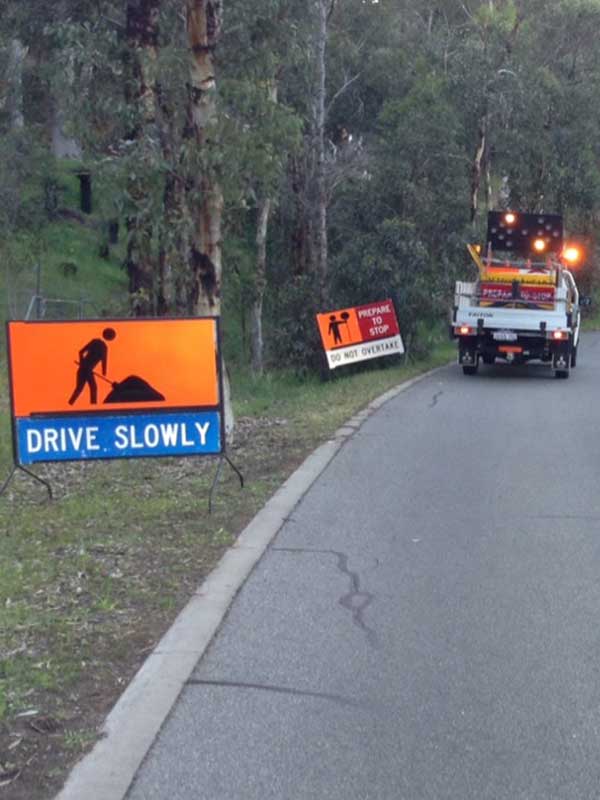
[[16, 411, 221, 464]]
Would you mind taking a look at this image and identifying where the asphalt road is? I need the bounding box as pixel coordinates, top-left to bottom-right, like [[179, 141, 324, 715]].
[[127, 333, 600, 800]]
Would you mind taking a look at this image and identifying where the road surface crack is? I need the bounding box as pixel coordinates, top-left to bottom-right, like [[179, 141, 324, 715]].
[[273, 547, 379, 649], [186, 679, 362, 708], [429, 390, 443, 408]]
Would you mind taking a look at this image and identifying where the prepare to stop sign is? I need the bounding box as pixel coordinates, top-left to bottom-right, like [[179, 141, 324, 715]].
[[316, 299, 404, 369]]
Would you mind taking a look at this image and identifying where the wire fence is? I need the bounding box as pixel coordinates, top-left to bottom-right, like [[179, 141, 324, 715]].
[[2, 264, 103, 321], [23, 295, 101, 321], [1, 293, 101, 321]]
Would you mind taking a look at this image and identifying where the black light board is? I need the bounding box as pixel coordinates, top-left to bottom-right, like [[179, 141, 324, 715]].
[[487, 211, 563, 255]]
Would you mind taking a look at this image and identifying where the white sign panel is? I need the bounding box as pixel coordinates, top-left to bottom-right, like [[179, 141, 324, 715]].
[[325, 334, 404, 370]]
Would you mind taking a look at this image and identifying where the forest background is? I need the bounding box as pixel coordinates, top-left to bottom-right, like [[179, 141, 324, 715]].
[[2, 2, 600, 798], [2, 0, 600, 377]]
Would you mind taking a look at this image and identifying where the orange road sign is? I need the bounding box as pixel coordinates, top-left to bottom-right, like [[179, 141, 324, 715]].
[[316, 300, 403, 370], [316, 306, 363, 350], [316, 300, 401, 351], [7, 318, 220, 417]]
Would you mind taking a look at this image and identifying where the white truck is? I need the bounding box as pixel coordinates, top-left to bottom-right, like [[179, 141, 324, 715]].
[[451, 211, 582, 379]]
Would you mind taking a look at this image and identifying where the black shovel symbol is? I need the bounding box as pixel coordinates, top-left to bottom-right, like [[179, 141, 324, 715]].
[[73, 365, 165, 403]]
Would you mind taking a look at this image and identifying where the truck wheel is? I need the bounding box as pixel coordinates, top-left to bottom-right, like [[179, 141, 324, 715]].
[[463, 365, 478, 375], [555, 369, 569, 379], [571, 346, 577, 367]]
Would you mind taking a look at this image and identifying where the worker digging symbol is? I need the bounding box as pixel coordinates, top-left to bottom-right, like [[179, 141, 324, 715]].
[[68, 327, 165, 405], [328, 311, 351, 344], [68, 328, 116, 405]]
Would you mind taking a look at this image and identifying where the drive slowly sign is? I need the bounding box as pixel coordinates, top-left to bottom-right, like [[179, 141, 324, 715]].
[[316, 299, 404, 369], [6, 318, 223, 464]]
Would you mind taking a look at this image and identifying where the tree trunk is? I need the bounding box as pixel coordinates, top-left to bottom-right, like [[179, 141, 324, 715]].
[[289, 152, 311, 277], [51, 101, 82, 159], [125, 0, 161, 316], [470, 112, 487, 224], [157, 171, 185, 315], [314, 0, 329, 306], [251, 197, 271, 376], [156, 81, 188, 316], [126, 218, 154, 315], [186, 0, 224, 316], [250, 80, 278, 376], [126, 0, 161, 133], [186, 0, 234, 437], [7, 39, 27, 130]]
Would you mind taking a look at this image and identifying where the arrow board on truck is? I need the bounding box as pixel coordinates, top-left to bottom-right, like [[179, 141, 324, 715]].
[[487, 211, 563, 255]]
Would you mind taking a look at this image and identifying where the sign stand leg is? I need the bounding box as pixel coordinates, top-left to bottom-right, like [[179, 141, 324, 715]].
[[0, 464, 53, 501], [208, 454, 244, 514]]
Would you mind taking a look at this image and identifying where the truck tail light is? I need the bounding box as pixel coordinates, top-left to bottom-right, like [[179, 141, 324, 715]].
[[456, 325, 474, 336], [552, 330, 568, 340]]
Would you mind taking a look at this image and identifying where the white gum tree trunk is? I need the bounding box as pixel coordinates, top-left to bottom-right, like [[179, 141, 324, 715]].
[[186, 0, 234, 437]]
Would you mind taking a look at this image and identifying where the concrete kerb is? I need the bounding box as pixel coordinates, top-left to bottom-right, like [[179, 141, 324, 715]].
[[55, 365, 445, 800]]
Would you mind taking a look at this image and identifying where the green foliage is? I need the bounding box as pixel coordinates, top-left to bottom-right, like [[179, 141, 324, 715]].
[[0, 129, 57, 233], [473, 0, 519, 36], [219, 77, 303, 202], [221, 225, 258, 364], [376, 70, 469, 239], [331, 217, 441, 356], [267, 275, 325, 373], [1, 0, 600, 369]]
